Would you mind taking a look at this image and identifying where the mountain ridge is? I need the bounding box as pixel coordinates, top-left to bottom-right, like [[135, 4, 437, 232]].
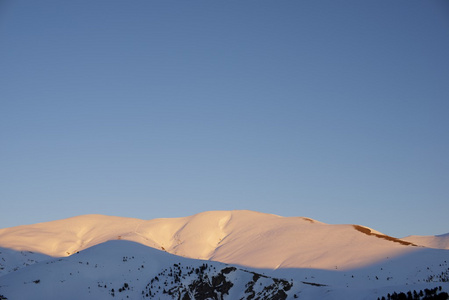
[[1, 210, 448, 300], [402, 233, 449, 250], [0, 210, 431, 270], [1, 239, 448, 300]]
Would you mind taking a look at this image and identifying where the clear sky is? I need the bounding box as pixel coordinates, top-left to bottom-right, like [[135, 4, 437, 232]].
[[1, 1, 448, 238]]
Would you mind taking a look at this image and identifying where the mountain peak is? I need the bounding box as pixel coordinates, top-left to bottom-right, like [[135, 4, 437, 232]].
[[0, 210, 429, 270]]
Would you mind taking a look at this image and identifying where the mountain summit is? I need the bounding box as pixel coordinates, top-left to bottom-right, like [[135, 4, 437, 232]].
[[0, 210, 431, 270], [0, 210, 448, 300]]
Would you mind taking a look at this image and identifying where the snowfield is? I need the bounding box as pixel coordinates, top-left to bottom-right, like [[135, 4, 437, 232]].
[[402, 233, 449, 250], [0, 210, 448, 299]]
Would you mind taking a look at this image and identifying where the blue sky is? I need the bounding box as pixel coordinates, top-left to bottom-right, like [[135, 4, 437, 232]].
[[1, 1, 448, 237]]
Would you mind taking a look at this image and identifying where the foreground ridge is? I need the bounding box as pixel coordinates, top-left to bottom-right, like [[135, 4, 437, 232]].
[[0, 239, 448, 300]]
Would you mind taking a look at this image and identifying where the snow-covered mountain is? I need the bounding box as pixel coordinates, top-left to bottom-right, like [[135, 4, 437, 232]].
[[0, 240, 297, 300], [0, 210, 448, 300], [402, 233, 449, 250], [0, 210, 424, 270]]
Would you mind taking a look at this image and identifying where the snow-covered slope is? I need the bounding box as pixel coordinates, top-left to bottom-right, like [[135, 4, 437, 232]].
[[0, 247, 51, 276], [0, 240, 297, 300], [402, 233, 449, 250], [0, 240, 448, 300], [0, 210, 419, 270], [0, 211, 448, 300]]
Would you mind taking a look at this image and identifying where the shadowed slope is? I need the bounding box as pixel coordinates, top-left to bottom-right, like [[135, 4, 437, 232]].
[[1, 239, 448, 300]]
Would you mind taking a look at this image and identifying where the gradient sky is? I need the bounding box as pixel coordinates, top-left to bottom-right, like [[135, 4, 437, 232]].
[[1, 1, 448, 238]]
